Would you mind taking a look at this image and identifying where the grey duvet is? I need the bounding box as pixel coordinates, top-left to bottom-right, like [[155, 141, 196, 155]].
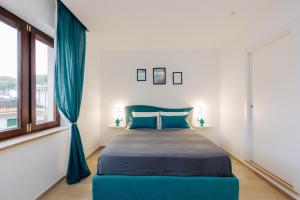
[[98, 129, 232, 177]]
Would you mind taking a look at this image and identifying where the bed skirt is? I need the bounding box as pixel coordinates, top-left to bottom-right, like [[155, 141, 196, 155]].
[[92, 174, 239, 200]]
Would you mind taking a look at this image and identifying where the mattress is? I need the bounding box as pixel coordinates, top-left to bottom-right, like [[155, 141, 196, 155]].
[[98, 129, 232, 177]]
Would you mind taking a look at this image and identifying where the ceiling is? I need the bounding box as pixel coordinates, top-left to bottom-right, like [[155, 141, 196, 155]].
[[62, 0, 282, 50]]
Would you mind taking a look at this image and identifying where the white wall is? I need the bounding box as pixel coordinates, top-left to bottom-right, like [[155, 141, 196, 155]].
[[99, 50, 220, 145], [219, 0, 300, 195], [78, 32, 102, 156], [0, 0, 102, 199], [219, 45, 248, 159], [0, 130, 69, 200]]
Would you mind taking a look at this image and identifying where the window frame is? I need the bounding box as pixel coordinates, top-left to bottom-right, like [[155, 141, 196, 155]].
[[0, 6, 60, 141], [30, 27, 60, 132]]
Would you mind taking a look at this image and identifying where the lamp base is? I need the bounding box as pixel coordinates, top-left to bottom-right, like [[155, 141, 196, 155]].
[[199, 118, 205, 127], [115, 119, 121, 127]]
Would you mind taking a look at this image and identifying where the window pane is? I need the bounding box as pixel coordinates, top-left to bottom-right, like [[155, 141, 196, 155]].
[[35, 39, 55, 124], [0, 21, 19, 131]]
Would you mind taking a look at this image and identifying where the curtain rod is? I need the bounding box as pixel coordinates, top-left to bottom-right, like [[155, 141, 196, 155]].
[[58, 0, 89, 32]]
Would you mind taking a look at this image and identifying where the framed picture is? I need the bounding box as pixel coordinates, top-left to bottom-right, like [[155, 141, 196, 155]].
[[173, 72, 183, 85], [137, 69, 146, 81], [153, 68, 166, 85]]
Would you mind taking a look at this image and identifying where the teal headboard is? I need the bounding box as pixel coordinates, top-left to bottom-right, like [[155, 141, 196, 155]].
[[125, 105, 193, 126]]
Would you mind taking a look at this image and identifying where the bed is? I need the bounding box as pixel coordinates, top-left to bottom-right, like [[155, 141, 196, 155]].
[[92, 105, 239, 200]]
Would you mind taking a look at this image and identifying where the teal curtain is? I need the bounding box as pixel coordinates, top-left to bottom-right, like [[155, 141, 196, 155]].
[[55, 0, 90, 185]]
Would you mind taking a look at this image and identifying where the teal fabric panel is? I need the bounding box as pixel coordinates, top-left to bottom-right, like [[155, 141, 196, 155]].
[[92, 175, 239, 200], [55, 0, 90, 185], [161, 115, 190, 129], [129, 117, 157, 129], [125, 105, 193, 126]]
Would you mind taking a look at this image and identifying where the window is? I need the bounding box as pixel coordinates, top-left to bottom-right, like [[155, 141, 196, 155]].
[[0, 20, 19, 132], [35, 39, 55, 123], [30, 28, 59, 132], [0, 6, 59, 140], [7, 118, 17, 128]]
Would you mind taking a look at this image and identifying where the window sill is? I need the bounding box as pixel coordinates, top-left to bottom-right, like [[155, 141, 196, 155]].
[[0, 126, 69, 151]]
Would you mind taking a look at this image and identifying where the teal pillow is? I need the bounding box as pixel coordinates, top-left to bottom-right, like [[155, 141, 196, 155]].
[[161, 115, 190, 129], [129, 116, 157, 129]]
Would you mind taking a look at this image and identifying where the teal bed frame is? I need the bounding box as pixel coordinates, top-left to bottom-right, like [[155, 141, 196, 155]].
[[93, 105, 239, 200], [92, 175, 239, 200]]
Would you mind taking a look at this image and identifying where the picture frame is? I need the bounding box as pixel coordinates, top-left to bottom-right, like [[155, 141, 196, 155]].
[[173, 72, 183, 85], [137, 69, 146, 81], [153, 68, 166, 85]]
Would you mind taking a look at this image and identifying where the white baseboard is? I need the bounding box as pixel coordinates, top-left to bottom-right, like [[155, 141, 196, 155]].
[[225, 148, 299, 200], [35, 145, 103, 200]]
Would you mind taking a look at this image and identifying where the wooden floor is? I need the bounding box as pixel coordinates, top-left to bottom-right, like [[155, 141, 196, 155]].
[[41, 148, 291, 200]]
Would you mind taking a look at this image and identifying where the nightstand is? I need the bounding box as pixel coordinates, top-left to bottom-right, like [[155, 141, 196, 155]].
[[193, 125, 211, 129], [108, 126, 126, 128]]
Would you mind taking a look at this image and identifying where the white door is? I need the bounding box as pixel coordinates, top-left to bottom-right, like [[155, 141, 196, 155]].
[[249, 33, 300, 186]]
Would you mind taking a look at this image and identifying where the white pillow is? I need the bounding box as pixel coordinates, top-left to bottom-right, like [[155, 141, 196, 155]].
[[132, 112, 159, 117], [159, 111, 188, 116], [132, 112, 160, 129], [159, 112, 189, 129]]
